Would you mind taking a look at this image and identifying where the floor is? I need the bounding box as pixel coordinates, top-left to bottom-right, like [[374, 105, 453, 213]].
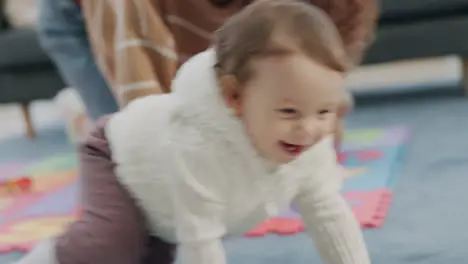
[[0, 102, 65, 263], [1, 56, 467, 263]]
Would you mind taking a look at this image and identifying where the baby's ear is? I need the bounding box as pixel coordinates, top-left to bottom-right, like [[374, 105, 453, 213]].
[[219, 75, 242, 115]]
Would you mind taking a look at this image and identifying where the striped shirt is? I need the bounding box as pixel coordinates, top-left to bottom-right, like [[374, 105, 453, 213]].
[[79, 0, 377, 107]]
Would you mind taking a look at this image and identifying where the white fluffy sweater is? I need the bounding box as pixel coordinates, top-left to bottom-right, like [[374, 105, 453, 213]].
[[106, 49, 370, 264]]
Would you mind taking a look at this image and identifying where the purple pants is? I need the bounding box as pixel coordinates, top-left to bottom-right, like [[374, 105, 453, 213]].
[[55, 117, 176, 264]]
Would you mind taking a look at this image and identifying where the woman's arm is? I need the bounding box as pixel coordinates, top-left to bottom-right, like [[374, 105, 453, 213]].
[[80, 0, 179, 106]]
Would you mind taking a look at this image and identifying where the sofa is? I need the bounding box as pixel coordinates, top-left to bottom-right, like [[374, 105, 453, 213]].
[[0, 2, 65, 138], [364, 0, 468, 91]]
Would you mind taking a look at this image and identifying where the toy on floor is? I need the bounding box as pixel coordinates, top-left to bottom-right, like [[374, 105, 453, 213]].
[[0, 176, 32, 195]]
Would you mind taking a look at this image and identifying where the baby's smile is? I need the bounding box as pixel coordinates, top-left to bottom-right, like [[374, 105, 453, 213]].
[[279, 140, 307, 157]]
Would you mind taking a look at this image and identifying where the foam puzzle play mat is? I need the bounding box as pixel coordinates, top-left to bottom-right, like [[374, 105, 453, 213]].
[[0, 126, 409, 252]]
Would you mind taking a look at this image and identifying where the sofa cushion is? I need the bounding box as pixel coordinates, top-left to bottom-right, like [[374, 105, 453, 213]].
[[381, 0, 468, 21], [364, 15, 468, 64], [0, 28, 53, 70], [0, 68, 65, 103]]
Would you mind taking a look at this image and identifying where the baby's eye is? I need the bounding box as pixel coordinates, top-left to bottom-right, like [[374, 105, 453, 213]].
[[318, 109, 333, 120], [318, 109, 330, 115], [277, 108, 299, 117]]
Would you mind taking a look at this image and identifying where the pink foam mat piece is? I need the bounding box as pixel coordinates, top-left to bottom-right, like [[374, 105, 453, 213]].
[[345, 189, 393, 228], [245, 189, 393, 237]]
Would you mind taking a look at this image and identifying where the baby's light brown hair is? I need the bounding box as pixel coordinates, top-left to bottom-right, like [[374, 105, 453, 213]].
[[214, 0, 351, 83], [239, 0, 379, 65]]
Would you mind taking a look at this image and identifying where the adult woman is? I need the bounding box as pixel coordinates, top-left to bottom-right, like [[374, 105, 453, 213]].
[[37, 0, 377, 144], [80, 0, 378, 107]]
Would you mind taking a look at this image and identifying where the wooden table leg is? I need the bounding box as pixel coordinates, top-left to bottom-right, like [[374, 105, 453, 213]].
[[20, 102, 35, 139]]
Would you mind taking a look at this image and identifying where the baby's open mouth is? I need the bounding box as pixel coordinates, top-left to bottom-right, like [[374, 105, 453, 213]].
[[279, 141, 305, 156]]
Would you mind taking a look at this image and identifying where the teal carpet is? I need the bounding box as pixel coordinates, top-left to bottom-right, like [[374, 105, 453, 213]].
[[3, 94, 468, 264]]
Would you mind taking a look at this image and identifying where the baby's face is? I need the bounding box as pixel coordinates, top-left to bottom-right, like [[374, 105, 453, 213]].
[[240, 54, 345, 164]]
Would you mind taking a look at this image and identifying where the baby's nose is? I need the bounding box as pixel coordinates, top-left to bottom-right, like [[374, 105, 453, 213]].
[[302, 118, 324, 138]]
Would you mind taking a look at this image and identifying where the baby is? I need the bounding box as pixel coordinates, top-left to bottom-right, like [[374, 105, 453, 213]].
[[18, 1, 370, 263]]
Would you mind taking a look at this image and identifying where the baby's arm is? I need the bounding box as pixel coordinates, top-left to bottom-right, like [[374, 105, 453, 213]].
[[16, 117, 158, 264], [172, 144, 228, 264], [293, 137, 370, 264], [175, 186, 227, 264]]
